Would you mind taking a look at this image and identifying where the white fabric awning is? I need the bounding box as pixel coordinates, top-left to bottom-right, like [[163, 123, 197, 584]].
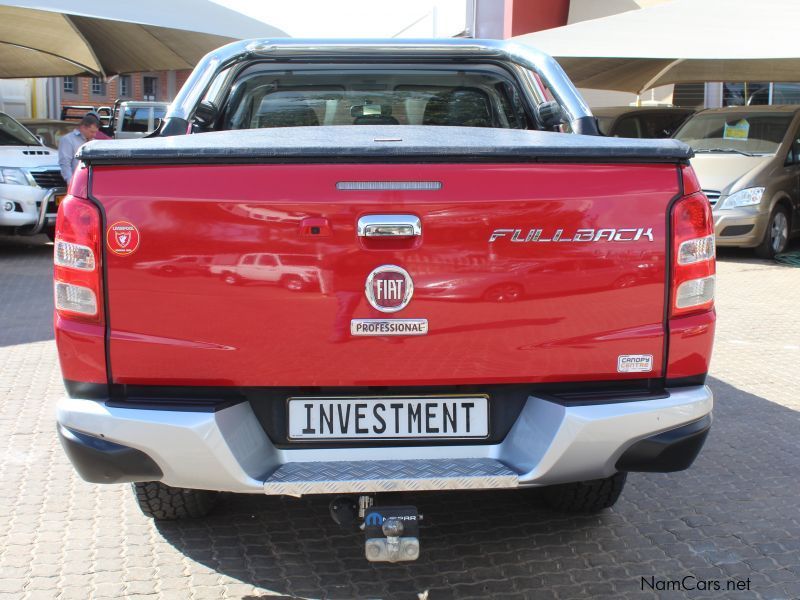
[[513, 0, 800, 94], [0, 0, 287, 77]]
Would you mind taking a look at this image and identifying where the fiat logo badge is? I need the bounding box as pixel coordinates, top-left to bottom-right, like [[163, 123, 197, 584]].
[[365, 265, 414, 313]]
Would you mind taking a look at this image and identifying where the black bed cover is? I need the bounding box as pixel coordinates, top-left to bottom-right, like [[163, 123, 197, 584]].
[[78, 125, 693, 164]]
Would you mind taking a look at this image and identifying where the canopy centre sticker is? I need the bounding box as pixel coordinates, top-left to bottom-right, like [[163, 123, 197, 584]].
[[723, 119, 750, 140], [107, 221, 140, 256]]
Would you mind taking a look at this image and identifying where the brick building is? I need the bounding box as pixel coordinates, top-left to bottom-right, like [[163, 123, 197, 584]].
[[59, 70, 192, 114]]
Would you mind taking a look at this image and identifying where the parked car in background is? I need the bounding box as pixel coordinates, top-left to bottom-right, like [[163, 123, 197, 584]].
[[0, 111, 65, 238], [593, 106, 694, 138], [62, 100, 168, 139], [114, 100, 168, 139], [18, 119, 75, 149], [674, 105, 800, 258]]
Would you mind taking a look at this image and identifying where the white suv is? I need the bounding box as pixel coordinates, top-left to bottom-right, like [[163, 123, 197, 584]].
[[0, 112, 66, 238]]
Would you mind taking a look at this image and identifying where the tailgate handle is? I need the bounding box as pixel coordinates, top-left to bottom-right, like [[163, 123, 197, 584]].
[[358, 215, 421, 237]]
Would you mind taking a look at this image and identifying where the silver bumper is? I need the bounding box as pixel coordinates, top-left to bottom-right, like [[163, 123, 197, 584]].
[[57, 385, 713, 495]]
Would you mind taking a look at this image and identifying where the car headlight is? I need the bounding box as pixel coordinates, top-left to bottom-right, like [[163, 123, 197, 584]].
[[717, 187, 765, 210], [0, 167, 31, 186]]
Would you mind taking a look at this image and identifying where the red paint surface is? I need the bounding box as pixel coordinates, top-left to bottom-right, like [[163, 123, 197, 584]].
[[80, 162, 688, 387], [667, 310, 716, 379], [55, 316, 107, 383], [510, 0, 570, 37]]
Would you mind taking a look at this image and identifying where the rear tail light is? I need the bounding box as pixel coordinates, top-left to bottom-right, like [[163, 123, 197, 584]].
[[671, 192, 715, 317], [54, 196, 103, 323], [54, 240, 96, 271], [675, 275, 715, 309], [677, 234, 715, 265], [54, 281, 98, 315]]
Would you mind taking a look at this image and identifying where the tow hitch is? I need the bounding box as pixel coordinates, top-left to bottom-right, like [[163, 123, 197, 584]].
[[329, 495, 421, 562], [364, 505, 420, 562]]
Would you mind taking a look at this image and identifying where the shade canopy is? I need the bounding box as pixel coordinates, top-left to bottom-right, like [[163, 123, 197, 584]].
[[0, 0, 287, 77], [513, 0, 800, 94]]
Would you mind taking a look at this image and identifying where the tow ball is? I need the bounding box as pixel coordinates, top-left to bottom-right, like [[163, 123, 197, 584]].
[[329, 496, 421, 562]]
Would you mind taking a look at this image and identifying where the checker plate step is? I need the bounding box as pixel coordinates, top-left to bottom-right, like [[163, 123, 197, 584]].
[[263, 458, 519, 496]]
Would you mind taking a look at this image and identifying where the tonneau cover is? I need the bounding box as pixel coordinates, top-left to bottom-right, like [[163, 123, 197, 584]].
[[78, 125, 693, 163]]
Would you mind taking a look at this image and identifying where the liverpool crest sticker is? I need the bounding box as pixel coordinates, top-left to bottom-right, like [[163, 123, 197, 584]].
[[107, 221, 140, 256]]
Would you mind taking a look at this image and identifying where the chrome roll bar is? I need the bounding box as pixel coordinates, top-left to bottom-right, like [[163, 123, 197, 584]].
[[165, 38, 596, 135]]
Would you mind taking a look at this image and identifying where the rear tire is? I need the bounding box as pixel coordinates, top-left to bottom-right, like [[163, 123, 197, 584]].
[[282, 275, 306, 291], [132, 481, 219, 520], [755, 205, 790, 259], [222, 272, 240, 285], [542, 472, 627, 513]]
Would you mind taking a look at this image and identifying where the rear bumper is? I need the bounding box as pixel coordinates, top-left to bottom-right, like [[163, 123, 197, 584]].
[[57, 385, 713, 494]]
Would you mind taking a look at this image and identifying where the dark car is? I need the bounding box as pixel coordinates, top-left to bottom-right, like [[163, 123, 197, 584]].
[[593, 106, 695, 139]]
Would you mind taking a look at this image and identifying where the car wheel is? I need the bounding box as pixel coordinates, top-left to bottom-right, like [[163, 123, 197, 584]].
[[131, 481, 219, 520], [542, 472, 627, 513], [222, 272, 239, 285], [283, 276, 305, 292], [755, 206, 790, 259], [483, 283, 523, 303]]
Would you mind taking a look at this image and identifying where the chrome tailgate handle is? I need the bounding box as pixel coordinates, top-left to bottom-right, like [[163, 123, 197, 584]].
[[358, 215, 421, 237]]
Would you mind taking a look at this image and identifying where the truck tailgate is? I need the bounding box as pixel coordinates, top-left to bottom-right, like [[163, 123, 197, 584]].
[[91, 162, 677, 387]]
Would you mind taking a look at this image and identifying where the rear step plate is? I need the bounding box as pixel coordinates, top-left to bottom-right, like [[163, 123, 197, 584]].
[[263, 458, 518, 496]]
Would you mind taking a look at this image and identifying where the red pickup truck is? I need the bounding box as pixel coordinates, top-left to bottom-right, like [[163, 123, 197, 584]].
[[54, 40, 715, 563]]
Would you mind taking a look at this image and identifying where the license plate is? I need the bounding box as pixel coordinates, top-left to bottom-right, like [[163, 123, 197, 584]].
[[288, 396, 489, 440]]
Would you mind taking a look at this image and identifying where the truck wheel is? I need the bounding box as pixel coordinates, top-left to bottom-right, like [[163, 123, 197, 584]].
[[222, 272, 239, 285], [755, 206, 790, 259], [282, 276, 306, 291], [542, 472, 627, 513], [131, 481, 218, 520]]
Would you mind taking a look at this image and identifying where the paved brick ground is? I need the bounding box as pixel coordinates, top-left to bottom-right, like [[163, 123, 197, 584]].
[[1, 233, 799, 599]]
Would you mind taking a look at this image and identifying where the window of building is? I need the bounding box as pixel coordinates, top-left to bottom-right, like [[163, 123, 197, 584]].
[[91, 77, 106, 96], [63, 76, 76, 94], [119, 75, 131, 98], [673, 83, 706, 109], [143, 76, 158, 100]]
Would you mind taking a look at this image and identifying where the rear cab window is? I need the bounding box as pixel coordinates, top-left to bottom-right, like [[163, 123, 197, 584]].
[[213, 64, 532, 131]]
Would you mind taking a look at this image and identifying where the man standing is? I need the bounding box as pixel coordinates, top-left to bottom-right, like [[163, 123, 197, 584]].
[[58, 113, 100, 184]]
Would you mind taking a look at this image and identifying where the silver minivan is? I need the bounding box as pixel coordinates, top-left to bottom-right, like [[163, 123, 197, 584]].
[[675, 105, 800, 258]]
